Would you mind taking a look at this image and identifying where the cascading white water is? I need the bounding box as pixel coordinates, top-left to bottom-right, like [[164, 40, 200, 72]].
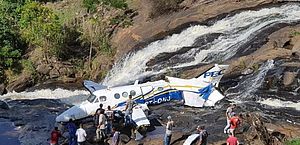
[[0, 89, 89, 105], [103, 4, 300, 86], [225, 60, 275, 99]]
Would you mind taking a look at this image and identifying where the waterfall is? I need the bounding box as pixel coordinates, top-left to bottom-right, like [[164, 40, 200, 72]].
[[224, 60, 275, 100], [103, 4, 300, 86]]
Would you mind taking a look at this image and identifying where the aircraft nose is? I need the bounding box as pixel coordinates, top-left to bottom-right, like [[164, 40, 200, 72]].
[[56, 105, 88, 122]]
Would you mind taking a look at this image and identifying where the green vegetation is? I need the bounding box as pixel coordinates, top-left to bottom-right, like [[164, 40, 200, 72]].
[[0, 0, 133, 84], [18, 1, 63, 58], [0, 0, 25, 82], [291, 31, 300, 36], [285, 138, 300, 145], [83, 0, 127, 12]]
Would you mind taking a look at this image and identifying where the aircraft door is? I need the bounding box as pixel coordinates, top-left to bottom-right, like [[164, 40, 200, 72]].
[[140, 86, 154, 96]]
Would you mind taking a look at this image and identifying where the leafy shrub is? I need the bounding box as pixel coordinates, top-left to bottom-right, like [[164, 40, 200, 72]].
[[18, 1, 63, 57], [285, 138, 300, 145], [0, 0, 25, 82], [83, 0, 128, 12]]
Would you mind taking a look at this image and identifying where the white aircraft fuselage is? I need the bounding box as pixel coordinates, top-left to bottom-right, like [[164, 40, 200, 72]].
[[56, 64, 229, 122]]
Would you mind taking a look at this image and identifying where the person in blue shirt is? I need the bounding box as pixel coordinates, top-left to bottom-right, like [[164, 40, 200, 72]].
[[66, 119, 77, 145]]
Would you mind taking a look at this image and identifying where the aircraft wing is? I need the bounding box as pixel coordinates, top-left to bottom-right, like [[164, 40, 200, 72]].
[[132, 104, 150, 127], [183, 134, 200, 145], [83, 80, 107, 93]]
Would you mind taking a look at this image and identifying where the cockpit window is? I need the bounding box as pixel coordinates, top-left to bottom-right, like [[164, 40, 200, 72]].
[[130, 90, 136, 96], [87, 94, 96, 103], [114, 93, 120, 99], [122, 92, 128, 97], [100, 96, 107, 102]]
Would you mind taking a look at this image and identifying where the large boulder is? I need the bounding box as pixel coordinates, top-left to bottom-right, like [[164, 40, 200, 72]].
[[36, 64, 51, 75], [239, 113, 286, 145], [6, 75, 34, 92], [49, 69, 60, 79], [283, 72, 297, 86], [0, 100, 9, 110], [0, 84, 6, 95]]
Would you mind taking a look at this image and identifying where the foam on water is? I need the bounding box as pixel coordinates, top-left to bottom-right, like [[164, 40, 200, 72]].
[[103, 4, 300, 86], [258, 98, 300, 111], [0, 89, 89, 105]]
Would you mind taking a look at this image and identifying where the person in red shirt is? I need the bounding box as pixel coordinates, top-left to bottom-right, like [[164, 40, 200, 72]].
[[229, 112, 240, 136], [227, 132, 239, 145], [50, 127, 62, 145]]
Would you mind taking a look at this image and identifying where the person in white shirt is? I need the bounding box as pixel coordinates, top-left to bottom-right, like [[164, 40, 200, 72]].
[[224, 104, 236, 134], [164, 116, 174, 145], [76, 124, 87, 145], [96, 109, 107, 142]]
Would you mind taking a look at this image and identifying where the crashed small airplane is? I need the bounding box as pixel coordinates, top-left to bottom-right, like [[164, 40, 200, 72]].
[[56, 64, 229, 127]]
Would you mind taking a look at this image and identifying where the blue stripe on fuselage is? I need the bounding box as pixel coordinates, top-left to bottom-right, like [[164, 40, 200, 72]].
[[116, 89, 184, 107], [145, 90, 183, 105]]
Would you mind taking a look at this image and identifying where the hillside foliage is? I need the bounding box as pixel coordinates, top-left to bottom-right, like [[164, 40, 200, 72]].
[[0, 0, 132, 83]]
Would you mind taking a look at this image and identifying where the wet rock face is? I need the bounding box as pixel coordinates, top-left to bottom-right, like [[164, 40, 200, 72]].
[[0, 84, 6, 95], [0, 100, 9, 110], [0, 99, 70, 145], [6, 75, 34, 93]]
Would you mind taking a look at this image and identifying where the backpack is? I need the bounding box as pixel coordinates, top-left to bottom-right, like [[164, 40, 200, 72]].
[[201, 130, 208, 139]]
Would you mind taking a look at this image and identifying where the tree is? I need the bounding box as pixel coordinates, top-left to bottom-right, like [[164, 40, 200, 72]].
[[18, 1, 63, 60], [0, 0, 24, 82]]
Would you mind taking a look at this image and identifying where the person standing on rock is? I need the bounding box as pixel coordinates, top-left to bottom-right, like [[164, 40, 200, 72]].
[[50, 127, 62, 145], [94, 103, 105, 127], [96, 109, 107, 143], [124, 95, 136, 126], [105, 105, 114, 136], [66, 119, 77, 145], [224, 104, 236, 134], [111, 127, 120, 145], [229, 112, 240, 136], [164, 116, 174, 145], [76, 124, 87, 145], [197, 126, 208, 145], [226, 131, 239, 145]]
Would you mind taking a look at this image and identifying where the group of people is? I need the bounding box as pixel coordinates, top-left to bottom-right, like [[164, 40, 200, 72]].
[[94, 95, 137, 144], [50, 96, 241, 145], [49, 94, 136, 145], [50, 119, 87, 145], [163, 104, 241, 145]]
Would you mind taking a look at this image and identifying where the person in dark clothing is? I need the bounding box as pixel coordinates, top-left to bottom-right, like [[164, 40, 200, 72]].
[[197, 126, 208, 145], [50, 127, 62, 145], [94, 104, 105, 126], [66, 119, 77, 145]]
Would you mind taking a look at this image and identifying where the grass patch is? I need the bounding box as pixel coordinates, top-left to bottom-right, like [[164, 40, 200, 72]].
[[285, 138, 300, 145], [290, 31, 300, 37]]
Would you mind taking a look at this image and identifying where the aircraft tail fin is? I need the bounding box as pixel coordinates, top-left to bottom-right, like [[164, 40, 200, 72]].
[[83, 80, 107, 93], [196, 64, 229, 87]]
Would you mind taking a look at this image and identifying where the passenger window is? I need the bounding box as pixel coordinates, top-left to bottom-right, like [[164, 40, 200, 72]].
[[122, 92, 128, 97], [130, 90, 136, 96], [100, 96, 107, 102], [94, 98, 99, 103], [114, 93, 120, 99], [158, 87, 164, 91]]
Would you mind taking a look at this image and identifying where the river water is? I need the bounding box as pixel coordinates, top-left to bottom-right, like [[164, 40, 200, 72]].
[[0, 119, 20, 145]]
